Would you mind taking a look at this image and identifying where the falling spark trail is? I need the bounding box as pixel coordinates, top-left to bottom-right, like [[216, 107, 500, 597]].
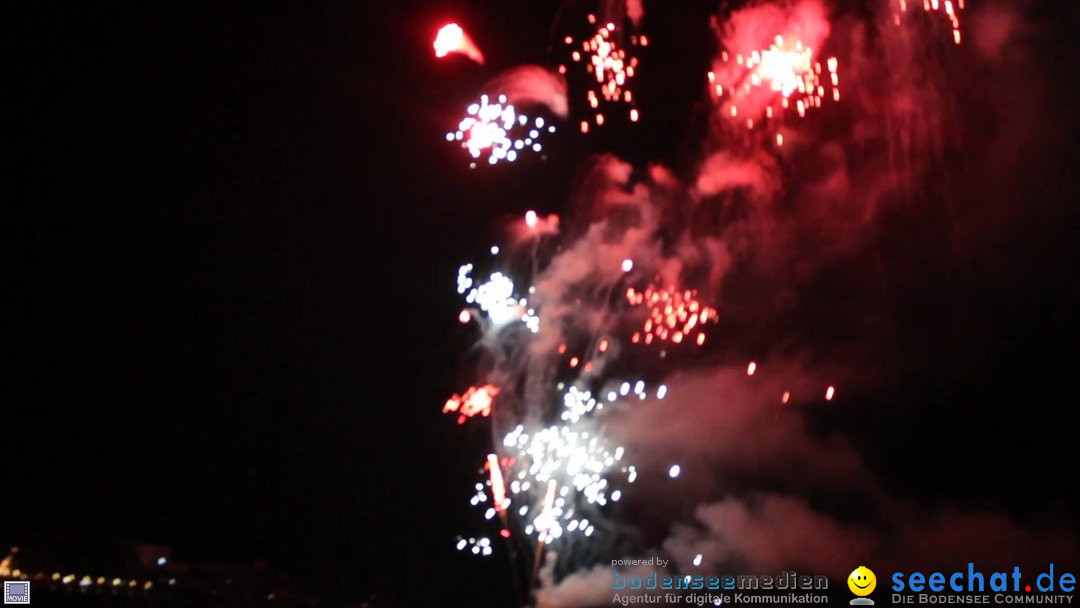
[[892, 0, 965, 44]]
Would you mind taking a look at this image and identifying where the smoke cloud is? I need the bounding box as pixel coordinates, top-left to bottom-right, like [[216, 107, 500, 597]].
[[487, 65, 569, 119]]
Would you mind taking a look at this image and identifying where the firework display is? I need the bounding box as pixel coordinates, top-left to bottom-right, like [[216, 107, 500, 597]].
[[446, 95, 555, 167], [501, 424, 627, 541], [431, 0, 972, 601], [626, 284, 718, 348], [709, 36, 839, 144], [15, 0, 1069, 606], [561, 15, 644, 132]]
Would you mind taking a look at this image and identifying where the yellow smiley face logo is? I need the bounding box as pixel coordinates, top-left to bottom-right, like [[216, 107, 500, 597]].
[[848, 566, 877, 596]]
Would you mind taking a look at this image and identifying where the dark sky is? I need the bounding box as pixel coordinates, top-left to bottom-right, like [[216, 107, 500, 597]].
[[8, 1, 1079, 606]]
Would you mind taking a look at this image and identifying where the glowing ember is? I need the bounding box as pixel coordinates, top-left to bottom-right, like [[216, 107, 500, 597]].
[[443, 384, 501, 424], [563, 16, 642, 126], [626, 284, 718, 349], [434, 23, 485, 63]]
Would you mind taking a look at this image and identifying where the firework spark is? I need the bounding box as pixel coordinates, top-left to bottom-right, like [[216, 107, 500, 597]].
[[437, 0, 858, 572], [457, 263, 539, 332], [454, 375, 662, 548], [560, 378, 660, 423], [892, 0, 965, 44], [562, 16, 643, 129], [626, 284, 718, 348], [487, 453, 508, 511], [446, 94, 555, 168], [709, 36, 839, 143], [434, 23, 485, 63], [455, 534, 495, 557], [501, 423, 630, 541]]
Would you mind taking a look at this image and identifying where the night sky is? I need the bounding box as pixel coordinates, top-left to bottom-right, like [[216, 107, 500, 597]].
[[9, 1, 1079, 606]]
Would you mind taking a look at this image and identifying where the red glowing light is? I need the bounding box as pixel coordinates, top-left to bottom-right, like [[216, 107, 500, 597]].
[[564, 17, 642, 133], [434, 23, 485, 64], [487, 453, 507, 510], [443, 384, 501, 422], [626, 284, 718, 349]]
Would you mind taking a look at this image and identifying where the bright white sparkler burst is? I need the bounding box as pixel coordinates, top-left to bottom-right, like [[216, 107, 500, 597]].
[[457, 264, 539, 332], [452, 250, 689, 546], [447, 94, 555, 167], [500, 423, 634, 541]]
